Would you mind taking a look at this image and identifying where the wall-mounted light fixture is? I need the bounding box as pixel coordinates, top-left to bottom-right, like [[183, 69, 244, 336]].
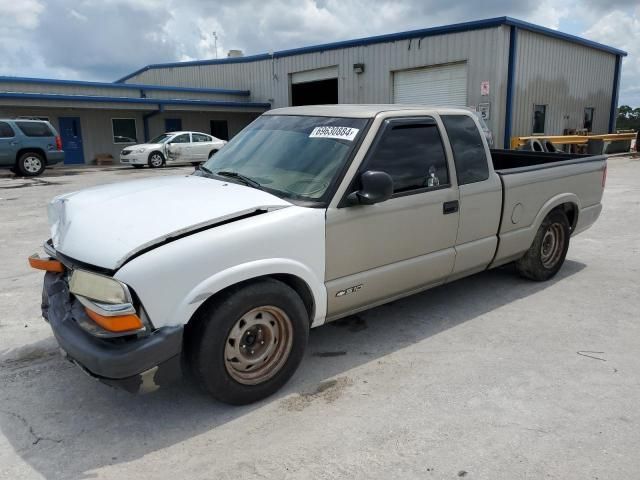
[[353, 63, 365, 74]]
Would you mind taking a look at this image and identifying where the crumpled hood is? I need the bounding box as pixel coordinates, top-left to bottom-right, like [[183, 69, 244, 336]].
[[48, 175, 291, 270]]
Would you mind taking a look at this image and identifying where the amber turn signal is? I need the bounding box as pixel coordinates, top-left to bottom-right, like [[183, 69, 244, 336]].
[[85, 308, 144, 333], [28, 254, 64, 273]]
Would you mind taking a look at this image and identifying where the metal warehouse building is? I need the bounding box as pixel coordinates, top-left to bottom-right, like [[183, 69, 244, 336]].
[[0, 16, 626, 164]]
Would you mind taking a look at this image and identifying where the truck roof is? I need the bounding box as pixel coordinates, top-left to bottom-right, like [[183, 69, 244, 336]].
[[265, 104, 473, 118]]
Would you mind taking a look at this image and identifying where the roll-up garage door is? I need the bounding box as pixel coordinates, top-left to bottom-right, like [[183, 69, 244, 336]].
[[393, 63, 467, 106]]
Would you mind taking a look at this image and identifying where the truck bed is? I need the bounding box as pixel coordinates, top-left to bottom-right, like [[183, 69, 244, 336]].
[[488, 149, 607, 268], [490, 149, 604, 173]]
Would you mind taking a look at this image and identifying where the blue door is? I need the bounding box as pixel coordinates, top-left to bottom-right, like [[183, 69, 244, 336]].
[[165, 118, 182, 132], [58, 117, 84, 164]]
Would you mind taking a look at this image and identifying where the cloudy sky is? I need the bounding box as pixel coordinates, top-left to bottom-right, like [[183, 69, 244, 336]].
[[0, 0, 638, 105]]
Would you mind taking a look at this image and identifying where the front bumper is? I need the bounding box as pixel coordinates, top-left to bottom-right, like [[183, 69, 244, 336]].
[[119, 154, 145, 165], [42, 271, 183, 393]]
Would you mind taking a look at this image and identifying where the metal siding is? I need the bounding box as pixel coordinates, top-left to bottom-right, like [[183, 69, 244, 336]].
[[0, 81, 245, 103], [513, 29, 616, 137], [125, 27, 511, 145]]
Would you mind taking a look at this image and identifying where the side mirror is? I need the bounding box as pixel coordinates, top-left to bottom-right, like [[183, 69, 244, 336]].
[[346, 170, 393, 206]]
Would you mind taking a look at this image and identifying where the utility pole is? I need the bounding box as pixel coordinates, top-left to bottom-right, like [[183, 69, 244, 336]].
[[212, 31, 218, 59]]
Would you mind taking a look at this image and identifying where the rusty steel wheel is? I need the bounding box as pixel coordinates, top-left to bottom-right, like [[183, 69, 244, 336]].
[[224, 306, 294, 385], [187, 278, 309, 405], [540, 222, 566, 269], [516, 209, 570, 282]]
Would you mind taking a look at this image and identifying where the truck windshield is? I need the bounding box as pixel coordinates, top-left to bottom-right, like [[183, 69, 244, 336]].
[[201, 115, 368, 202]]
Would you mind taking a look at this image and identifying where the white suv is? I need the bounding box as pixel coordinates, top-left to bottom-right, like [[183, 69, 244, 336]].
[[120, 131, 226, 168]]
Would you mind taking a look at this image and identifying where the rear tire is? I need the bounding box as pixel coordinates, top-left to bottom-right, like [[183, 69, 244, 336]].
[[516, 210, 570, 281], [17, 152, 46, 176], [208, 150, 217, 159], [186, 279, 309, 405]]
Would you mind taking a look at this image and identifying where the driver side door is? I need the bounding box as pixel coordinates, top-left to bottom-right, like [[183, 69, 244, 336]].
[[324, 116, 460, 320]]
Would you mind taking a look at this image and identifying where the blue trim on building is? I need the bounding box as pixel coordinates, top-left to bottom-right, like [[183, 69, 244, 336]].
[[504, 25, 518, 149], [143, 107, 164, 142], [608, 55, 622, 133], [115, 16, 627, 83], [0, 76, 250, 96], [0, 92, 270, 109]]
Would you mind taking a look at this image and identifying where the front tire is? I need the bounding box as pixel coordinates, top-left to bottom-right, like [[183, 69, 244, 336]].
[[516, 210, 570, 281], [148, 152, 164, 168], [17, 152, 46, 176], [186, 279, 309, 405]]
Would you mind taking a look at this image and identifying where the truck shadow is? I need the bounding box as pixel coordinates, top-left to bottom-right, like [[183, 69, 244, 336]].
[[0, 260, 585, 479]]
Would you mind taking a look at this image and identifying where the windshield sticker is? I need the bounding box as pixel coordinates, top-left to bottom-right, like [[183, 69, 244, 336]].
[[309, 126, 359, 141]]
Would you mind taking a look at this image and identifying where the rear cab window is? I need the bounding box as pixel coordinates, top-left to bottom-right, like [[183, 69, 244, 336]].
[[441, 115, 489, 185], [15, 121, 54, 137], [364, 117, 450, 195]]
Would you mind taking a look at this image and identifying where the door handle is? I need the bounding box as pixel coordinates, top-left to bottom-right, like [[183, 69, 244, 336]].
[[443, 200, 459, 215]]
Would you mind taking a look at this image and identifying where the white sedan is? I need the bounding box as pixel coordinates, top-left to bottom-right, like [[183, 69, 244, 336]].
[[120, 131, 227, 168]]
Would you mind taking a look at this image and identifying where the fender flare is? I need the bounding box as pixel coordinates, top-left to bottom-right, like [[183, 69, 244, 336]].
[[168, 258, 327, 328], [531, 193, 580, 234]]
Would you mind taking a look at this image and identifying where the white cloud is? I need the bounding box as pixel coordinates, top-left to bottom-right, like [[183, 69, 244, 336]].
[[0, 0, 636, 105], [0, 0, 44, 29], [582, 6, 640, 106], [69, 9, 89, 22]]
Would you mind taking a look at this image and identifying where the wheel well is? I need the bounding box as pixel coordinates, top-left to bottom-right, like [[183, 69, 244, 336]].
[[554, 203, 578, 231], [208, 149, 218, 158], [188, 274, 315, 326], [16, 148, 45, 164]]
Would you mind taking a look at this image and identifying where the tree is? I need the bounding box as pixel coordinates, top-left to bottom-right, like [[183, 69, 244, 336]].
[[616, 105, 640, 131]]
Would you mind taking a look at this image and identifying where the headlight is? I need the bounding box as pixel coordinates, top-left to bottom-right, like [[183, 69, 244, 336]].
[[69, 269, 130, 304], [69, 269, 145, 335]]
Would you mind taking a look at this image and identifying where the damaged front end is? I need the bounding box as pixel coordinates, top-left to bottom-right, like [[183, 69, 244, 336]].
[[34, 254, 183, 394]]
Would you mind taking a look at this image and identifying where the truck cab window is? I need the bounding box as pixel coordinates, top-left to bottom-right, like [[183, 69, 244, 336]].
[[366, 121, 449, 194], [441, 115, 489, 185]]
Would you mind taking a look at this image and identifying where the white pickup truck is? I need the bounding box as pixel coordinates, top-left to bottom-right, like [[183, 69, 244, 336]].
[[31, 105, 607, 405]]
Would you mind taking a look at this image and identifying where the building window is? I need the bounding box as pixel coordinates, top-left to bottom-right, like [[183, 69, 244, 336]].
[[533, 105, 546, 134], [584, 108, 594, 132], [210, 120, 229, 140], [112, 118, 137, 144], [164, 118, 182, 132]]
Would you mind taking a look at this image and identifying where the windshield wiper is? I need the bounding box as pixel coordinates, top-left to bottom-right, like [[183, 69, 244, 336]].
[[199, 164, 214, 175], [214, 170, 263, 190]]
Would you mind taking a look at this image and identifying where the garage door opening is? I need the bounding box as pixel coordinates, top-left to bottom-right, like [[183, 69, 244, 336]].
[[291, 78, 338, 106]]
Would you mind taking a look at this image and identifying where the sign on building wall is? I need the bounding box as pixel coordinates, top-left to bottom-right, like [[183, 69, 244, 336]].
[[481, 81, 490, 96], [478, 102, 490, 120]]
